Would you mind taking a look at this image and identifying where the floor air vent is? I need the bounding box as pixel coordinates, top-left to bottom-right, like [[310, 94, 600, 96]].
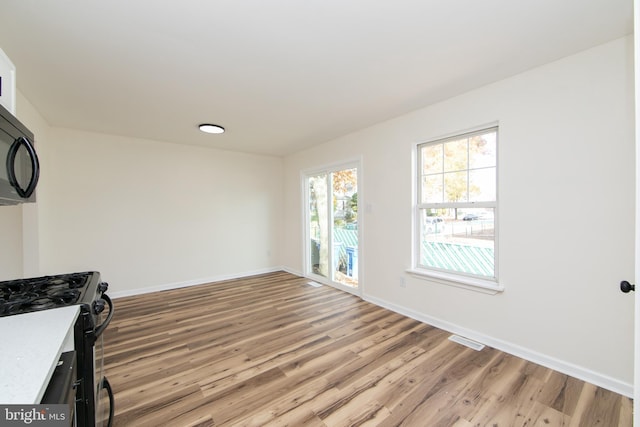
[[448, 334, 485, 351], [307, 281, 322, 287]]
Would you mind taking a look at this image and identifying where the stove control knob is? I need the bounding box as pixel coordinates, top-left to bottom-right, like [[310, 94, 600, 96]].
[[98, 282, 109, 293], [93, 299, 106, 315]]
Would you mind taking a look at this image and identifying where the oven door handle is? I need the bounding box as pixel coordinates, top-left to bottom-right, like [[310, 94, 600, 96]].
[[94, 294, 114, 340], [102, 376, 115, 427]]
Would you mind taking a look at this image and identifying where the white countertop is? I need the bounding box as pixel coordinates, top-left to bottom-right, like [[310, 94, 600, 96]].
[[0, 305, 80, 404]]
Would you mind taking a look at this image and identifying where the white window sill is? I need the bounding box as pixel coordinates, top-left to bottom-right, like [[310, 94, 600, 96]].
[[406, 268, 504, 295]]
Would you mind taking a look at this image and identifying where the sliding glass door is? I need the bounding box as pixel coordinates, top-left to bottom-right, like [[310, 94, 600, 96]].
[[306, 163, 359, 293]]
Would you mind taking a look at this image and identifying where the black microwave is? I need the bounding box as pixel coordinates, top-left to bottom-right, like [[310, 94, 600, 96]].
[[0, 103, 39, 205]]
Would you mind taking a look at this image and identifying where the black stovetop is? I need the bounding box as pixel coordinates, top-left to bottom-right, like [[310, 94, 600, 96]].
[[0, 272, 94, 317]]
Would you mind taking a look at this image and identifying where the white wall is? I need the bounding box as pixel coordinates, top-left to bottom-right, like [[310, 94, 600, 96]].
[[0, 205, 22, 279], [40, 129, 284, 294], [283, 37, 635, 393], [4, 102, 285, 293]]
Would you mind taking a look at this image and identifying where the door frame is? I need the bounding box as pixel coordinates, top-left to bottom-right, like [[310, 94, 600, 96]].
[[302, 159, 363, 297], [634, 0, 639, 421]]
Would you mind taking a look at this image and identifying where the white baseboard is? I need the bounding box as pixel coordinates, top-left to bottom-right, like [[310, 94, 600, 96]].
[[108, 266, 285, 299], [363, 294, 633, 398], [281, 266, 304, 277]]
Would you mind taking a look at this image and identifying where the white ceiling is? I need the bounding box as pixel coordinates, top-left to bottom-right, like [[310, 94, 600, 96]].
[[0, 1, 633, 157]]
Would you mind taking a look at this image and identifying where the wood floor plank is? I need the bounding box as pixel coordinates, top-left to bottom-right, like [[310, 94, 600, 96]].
[[534, 370, 583, 417], [523, 401, 571, 427], [396, 347, 501, 427], [103, 271, 633, 426], [316, 346, 432, 426]]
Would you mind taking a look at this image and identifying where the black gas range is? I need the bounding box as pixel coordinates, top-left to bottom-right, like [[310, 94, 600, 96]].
[[0, 271, 114, 427]]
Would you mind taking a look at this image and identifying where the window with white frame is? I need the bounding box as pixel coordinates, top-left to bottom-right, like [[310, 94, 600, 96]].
[[415, 126, 498, 283]]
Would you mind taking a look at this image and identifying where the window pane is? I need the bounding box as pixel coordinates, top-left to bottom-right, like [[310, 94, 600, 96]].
[[420, 207, 494, 277], [444, 139, 468, 172], [421, 144, 443, 174], [422, 175, 443, 203], [331, 168, 358, 288], [444, 171, 467, 202], [469, 132, 497, 169], [469, 168, 496, 202], [309, 174, 328, 278]]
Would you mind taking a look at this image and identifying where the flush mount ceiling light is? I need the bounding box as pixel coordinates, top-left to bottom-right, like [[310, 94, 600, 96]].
[[199, 123, 225, 134]]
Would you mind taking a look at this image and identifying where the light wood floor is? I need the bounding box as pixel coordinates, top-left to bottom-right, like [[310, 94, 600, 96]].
[[103, 271, 632, 426]]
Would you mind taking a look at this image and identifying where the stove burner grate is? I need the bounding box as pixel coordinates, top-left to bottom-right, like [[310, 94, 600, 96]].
[[0, 272, 91, 316]]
